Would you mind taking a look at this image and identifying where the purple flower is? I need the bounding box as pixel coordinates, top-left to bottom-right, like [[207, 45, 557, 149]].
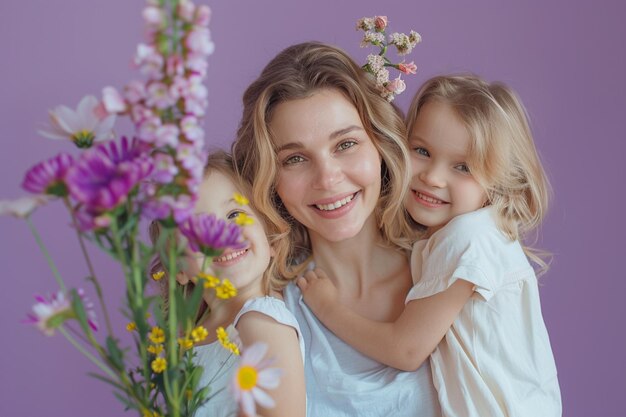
[[180, 213, 245, 256], [22, 153, 74, 196], [66, 137, 153, 212], [141, 194, 195, 224]]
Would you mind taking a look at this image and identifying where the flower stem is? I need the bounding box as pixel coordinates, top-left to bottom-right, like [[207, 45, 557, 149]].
[[64, 198, 114, 337], [59, 325, 118, 380], [167, 230, 181, 417], [26, 217, 66, 292]]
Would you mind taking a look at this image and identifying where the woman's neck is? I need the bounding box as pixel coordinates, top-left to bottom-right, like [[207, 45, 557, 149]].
[[308, 215, 406, 296]]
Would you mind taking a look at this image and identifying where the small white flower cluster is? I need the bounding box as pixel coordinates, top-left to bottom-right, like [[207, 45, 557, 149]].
[[356, 15, 421, 101]]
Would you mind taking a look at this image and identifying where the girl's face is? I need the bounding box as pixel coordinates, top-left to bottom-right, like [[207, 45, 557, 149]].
[[271, 89, 382, 243], [188, 170, 271, 291], [405, 101, 488, 235]]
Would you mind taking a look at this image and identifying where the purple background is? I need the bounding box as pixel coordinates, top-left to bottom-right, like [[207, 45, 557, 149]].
[[1, 1, 624, 416]]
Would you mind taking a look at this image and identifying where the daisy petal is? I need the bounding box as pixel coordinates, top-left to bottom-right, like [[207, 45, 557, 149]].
[[257, 368, 283, 389], [252, 387, 276, 409], [241, 392, 256, 417]]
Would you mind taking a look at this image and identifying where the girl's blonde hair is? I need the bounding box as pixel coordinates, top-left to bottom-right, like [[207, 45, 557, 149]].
[[149, 150, 290, 322], [406, 75, 552, 271], [232, 41, 414, 278]]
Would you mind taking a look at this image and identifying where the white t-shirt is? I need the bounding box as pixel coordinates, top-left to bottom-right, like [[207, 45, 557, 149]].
[[193, 296, 304, 417], [407, 207, 561, 417], [284, 283, 441, 417]]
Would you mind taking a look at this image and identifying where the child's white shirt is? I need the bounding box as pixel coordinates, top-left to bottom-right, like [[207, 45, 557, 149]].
[[193, 296, 305, 417], [407, 207, 561, 417]]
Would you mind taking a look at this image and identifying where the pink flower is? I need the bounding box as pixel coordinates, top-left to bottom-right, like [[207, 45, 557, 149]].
[[142, 6, 164, 27], [146, 82, 175, 109], [152, 153, 179, 183], [102, 86, 127, 113], [186, 27, 215, 56], [183, 97, 206, 117], [177, 1, 196, 22], [23, 289, 98, 336], [195, 5, 211, 26], [166, 55, 185, 77], [181, 115, 204, 143], [398, 61, 417, 75], [155, 124, 180, 147], [137, 116, 162, 143], [386, 76, 406, 95], [125, 80, 147, 104], [185, 53, 209, 76], [0, 196, 50, 219], [134, 44, 164, 79], [374, 16, 388, 31], [38, 95, 116, 148], [231, 342, 283, 417]]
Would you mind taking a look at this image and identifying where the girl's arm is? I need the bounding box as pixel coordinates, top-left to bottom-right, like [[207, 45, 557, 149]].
[[297, 268, 473, 372], [235, 312, 306, 417]]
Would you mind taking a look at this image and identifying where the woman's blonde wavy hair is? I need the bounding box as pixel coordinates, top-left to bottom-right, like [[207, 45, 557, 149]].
[[406, 75, 552, 272], [231, 41, 414, 279], [149, 150, 290, 322]]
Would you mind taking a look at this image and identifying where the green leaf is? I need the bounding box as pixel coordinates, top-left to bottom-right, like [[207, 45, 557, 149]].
[[112, 391, 134, 411], [106, 336, 125, 371], [70, 289, 92, 337], [87, 372, 125, 391]]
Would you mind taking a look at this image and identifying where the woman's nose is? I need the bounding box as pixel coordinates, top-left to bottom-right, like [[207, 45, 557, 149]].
[[312, 159, 344, 190]]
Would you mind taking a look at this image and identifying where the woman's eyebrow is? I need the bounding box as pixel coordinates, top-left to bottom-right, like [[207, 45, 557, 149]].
[[275, 125, 363, 153], [329, 125, 363, 139]]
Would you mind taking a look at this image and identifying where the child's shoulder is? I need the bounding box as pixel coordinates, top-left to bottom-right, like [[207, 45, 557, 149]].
[[420, 207, 510, 262], [234, 296, 301, 340]]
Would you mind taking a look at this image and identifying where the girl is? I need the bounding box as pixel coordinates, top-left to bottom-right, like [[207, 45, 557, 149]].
[[232, 42, 440, 417], [150, 151, 306, 417], [298, 75, 562, 416]]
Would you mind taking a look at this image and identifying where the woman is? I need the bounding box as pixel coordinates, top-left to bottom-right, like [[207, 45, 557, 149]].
[[232, 42, 440, 416]]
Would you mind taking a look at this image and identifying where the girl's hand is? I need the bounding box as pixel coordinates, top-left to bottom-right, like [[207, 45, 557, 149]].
[[297, 268, 339, 320]]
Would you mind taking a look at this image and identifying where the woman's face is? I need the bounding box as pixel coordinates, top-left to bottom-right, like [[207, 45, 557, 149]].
[[270, 89, 382, 242]]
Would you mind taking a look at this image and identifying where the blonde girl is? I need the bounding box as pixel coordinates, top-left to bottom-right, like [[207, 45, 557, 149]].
[[299, 75, 562, 416], [150, 151, 305, 417], [232, 42, 440, 417]]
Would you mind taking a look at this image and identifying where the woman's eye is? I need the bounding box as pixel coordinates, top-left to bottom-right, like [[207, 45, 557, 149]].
[[283, 155, 305, 165], [337, 140, 357, 151], [414, 147, 430, 157], [455, 163, 470, 173]]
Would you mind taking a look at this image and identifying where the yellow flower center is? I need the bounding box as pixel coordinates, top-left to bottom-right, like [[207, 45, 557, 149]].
[[72, 130, 95, 148], [237, 366, 258, 391]]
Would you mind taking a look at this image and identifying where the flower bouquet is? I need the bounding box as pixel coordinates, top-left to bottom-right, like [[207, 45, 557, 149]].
[[1, 1, 275, 416]]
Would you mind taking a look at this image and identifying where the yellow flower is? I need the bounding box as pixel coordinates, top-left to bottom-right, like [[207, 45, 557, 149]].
[[185, 389, 193, 401], [234, 213, 254, 226], [177, 337, 193, 350], [126, 321, 137, 332], [142, 409, 161, 417], [151, 357, 167, 373], [191, 326, 209, 343], [149, 326, 165, 344], [147, 344, 164, 355], [152, 271, 165, 281], [215, 279, 237, 299], [198, 272, 220, 288], [216, 326, 240, 356], [233, 192, 249, 206]]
